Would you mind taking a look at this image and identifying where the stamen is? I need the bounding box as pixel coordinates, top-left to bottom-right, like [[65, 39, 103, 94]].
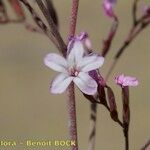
[[68, 67, 79, 77]]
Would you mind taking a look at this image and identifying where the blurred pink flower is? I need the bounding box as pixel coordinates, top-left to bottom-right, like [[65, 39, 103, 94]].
[[142, 5, 150, 16], [44, 40, 104, 95], [115, 74, 139, 87], [102, 0, 116, 18]]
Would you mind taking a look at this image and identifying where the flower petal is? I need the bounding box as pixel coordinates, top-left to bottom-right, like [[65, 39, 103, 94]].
[[67, 41, 85, 66], [51, 73, 74, 94], [44, 53, 68, 73], [80, 56, 104, 72], [77, 54, 97, 67], [115, 74, 139, 87], [73, 72, 98, 95], [115, 74, 124, 85], [122, 76, 139, 87]]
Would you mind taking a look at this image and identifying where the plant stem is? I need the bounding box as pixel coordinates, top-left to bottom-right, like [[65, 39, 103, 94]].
[[141, 140, 150, 150], [67, 0, 79, 150], [125, 131, 129, 150], [122, 87, 130, 150], [19, 0, 61, 51], [68, 0, 79, 38], [36, 0, 66, 56], [106, 20, 150, 80], [88, 103, 97, 150], [132, 0, 139, 26], [67, 83, 78, 150], [88, 18, 119, 150]]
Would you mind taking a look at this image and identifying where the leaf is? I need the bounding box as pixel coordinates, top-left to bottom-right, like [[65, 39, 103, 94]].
[[106, 86, 118, 121]]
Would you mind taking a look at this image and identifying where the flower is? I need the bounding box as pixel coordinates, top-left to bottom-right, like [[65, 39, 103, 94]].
[[102, 0, 116, 18], [115, 74, 139, 87], [44, 40, 104, 95], [142, 5, 150, 16]]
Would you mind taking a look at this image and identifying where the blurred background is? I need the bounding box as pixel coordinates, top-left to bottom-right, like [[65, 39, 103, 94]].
[[0, 0, 150, 150]]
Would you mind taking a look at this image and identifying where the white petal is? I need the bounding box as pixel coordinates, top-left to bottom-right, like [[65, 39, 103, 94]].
[[67, 41, 85, 66], [77, 54, 98, 67], [81, 56, 104, 72], [44, 53, 68, 73], [51, 73, 74, 94], [73, 72, 97, 95]]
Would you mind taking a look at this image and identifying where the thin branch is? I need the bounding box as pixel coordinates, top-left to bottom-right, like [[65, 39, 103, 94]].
[[84, 93, 123, 128], [45, 0, 59, 27], [36, 0, 66, 56], [124, 132, 129, 150], [88, 15, 118, 150], [88, 103, 97, 150], [102, 18, 119, 57], [68, 0, 79, 38], [141, 140, 150, 150], [19, 0, 60, 50], [66, 0, 80, 150], [106, 16, 150, 80], [132, 0, 139, 26], [122, 87, 130, 150], [67, 83, 78, 150], [88, 16, 119, 150]]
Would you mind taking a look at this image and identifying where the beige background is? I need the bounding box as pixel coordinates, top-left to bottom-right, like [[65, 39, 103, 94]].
[[0, 0, 150, 150]]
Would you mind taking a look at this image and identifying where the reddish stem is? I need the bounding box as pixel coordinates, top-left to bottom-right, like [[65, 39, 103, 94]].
[[102, 17, 119, 57], [67, 0, 80, 150], [68, 0, 79, 38], [106, 17, 150, 80], [67, 83, 78, 150]]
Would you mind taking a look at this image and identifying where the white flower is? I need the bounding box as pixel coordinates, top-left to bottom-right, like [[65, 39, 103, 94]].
[[44, 40, 104, 95]]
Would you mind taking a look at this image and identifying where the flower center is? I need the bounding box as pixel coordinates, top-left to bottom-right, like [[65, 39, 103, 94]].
[[68, 66, 79, 77]]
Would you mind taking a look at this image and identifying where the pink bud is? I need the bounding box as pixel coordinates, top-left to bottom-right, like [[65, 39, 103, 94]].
[[115, 74, 139, 87], [102, 0, 116, 18]]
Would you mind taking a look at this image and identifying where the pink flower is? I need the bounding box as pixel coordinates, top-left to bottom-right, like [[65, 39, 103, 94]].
[[142, 5, 150, 16], [44, 40, 104, 95], [102, 0, 116, 18], [115, 74, 139, 87]]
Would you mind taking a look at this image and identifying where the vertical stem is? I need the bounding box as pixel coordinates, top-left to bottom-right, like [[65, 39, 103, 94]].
[[88, 103, 97, 150], [67, 83, 78, 150], [124, 132, 129, 150], [68, 0, 79, 38], [67, 0, 79, 150], [122, 87, 130, 150]]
